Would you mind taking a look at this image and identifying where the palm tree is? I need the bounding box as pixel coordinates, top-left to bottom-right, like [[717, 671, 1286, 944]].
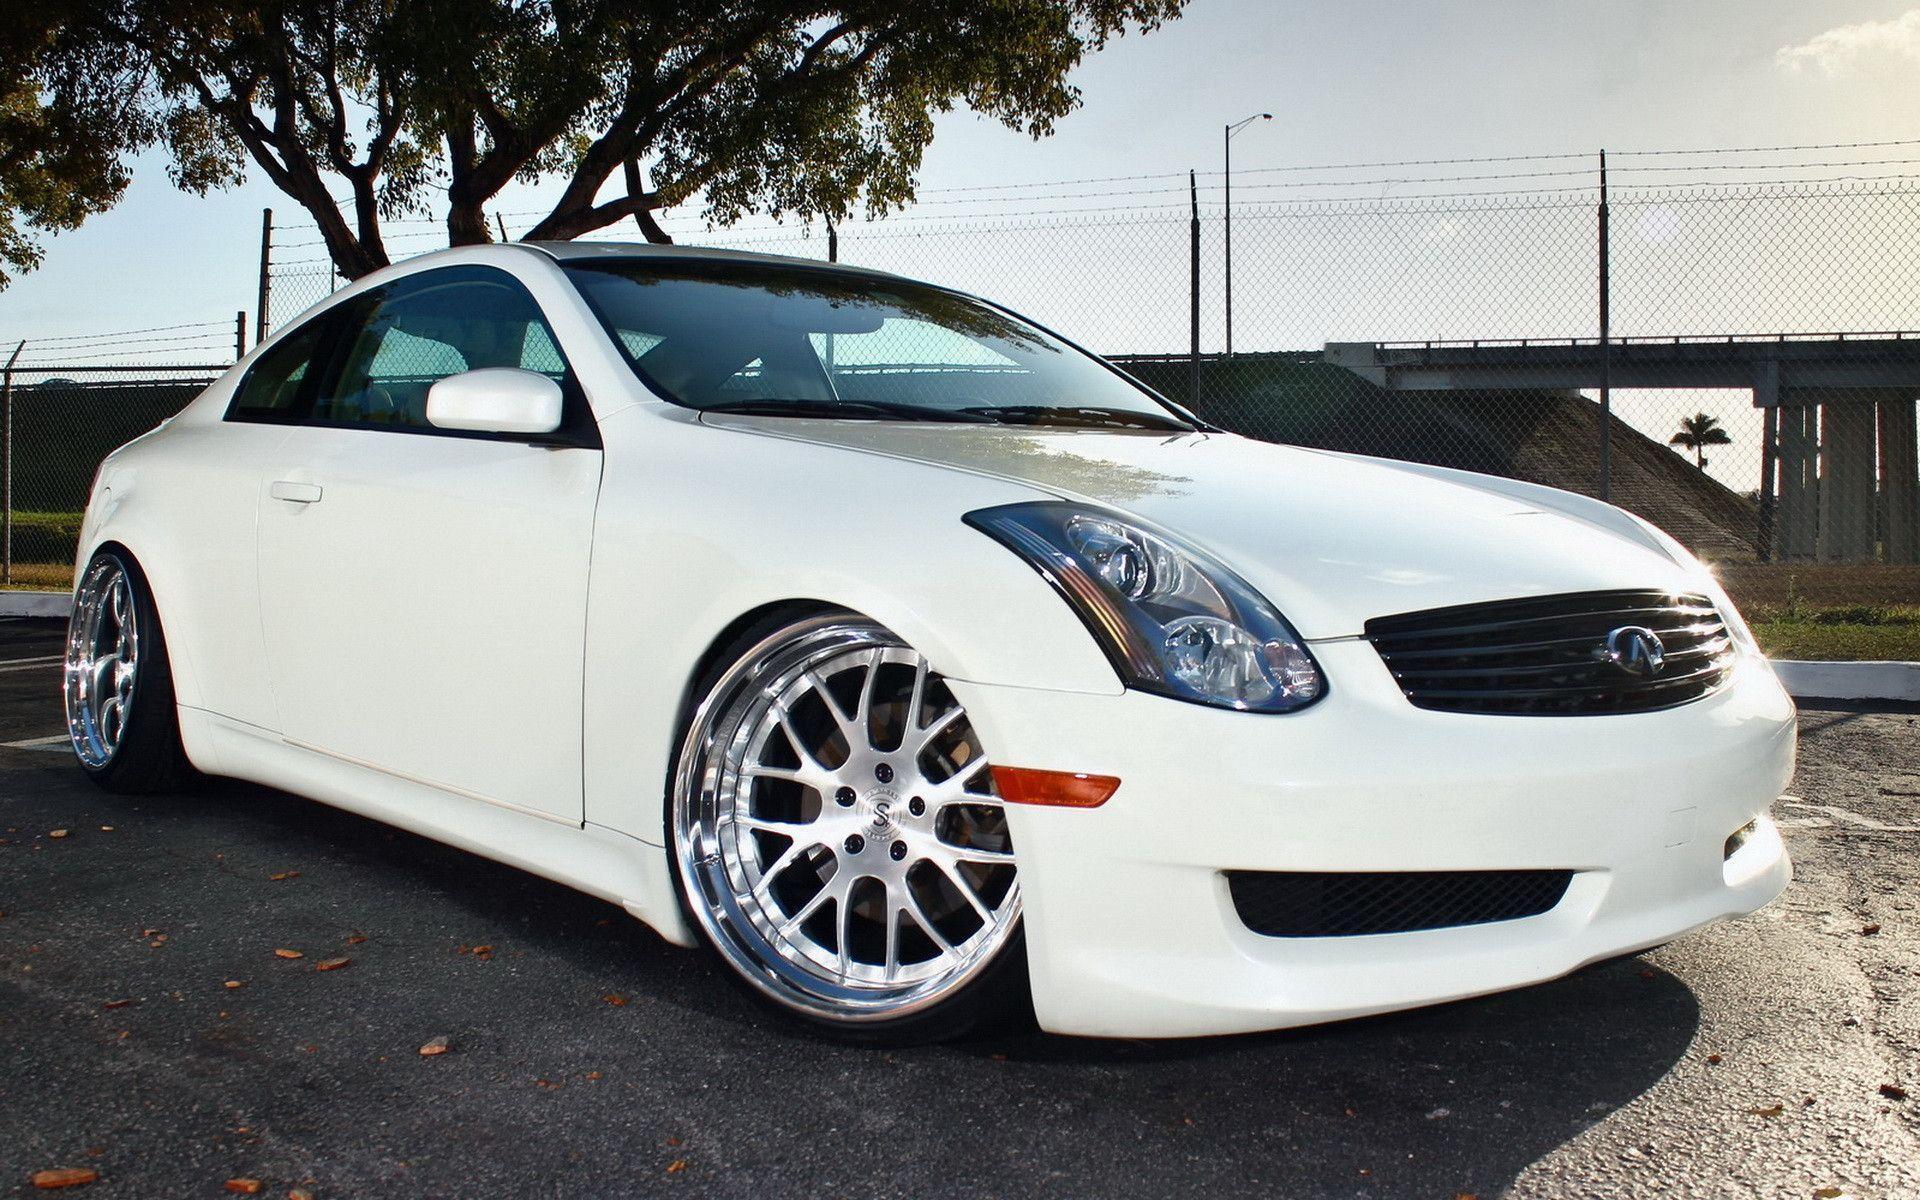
[[1669, 412, 1732, 470]]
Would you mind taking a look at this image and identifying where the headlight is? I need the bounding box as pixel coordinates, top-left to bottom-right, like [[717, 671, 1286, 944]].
[[965, 501, 1324, 713]]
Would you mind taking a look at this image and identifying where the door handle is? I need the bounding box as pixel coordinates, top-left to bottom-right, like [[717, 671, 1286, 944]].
[[270, 480, 324, 505]]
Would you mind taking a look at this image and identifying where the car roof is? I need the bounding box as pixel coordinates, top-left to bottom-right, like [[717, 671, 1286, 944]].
[[517, 238, 902, 281]]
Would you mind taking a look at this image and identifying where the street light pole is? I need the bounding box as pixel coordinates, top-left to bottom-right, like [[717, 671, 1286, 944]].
[[1224, 112, 1272, 358]]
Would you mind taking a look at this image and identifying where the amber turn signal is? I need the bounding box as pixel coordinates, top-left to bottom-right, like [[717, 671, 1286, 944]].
[[989, 766, 1120, 808]]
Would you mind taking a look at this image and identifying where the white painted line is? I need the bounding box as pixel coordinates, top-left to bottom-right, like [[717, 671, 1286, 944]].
[[1, 733, 69, 750], [0, 656, 64, 675]]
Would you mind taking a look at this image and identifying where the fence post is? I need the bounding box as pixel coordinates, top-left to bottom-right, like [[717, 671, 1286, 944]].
[[1596, 150, 1612, 502], [1, 339, 20, 588], [1189, 170, 1201, 406], [827, 219, 838, 264], [256, 207, 274, 341], [234, 311, 248, 360]]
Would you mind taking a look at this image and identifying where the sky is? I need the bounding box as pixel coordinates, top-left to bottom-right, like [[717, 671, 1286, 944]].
[[5, 0, 1919, 344]]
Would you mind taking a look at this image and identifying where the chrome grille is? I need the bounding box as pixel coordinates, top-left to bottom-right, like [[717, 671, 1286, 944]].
[[1365, 589, 1736, 715]]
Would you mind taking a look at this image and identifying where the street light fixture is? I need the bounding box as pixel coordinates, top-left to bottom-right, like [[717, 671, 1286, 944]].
[[1224, 112, 1272, 358]]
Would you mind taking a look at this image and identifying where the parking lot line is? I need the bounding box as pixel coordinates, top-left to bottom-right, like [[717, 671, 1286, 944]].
[[1, 733, 69, 750], [0, 655, 64, 674]]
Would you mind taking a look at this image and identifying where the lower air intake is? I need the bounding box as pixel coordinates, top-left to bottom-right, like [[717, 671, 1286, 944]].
[[1227, 869, 1575, 938]]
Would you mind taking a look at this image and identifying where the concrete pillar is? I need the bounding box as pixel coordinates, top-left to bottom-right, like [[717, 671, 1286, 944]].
[[1881, 394, 1919, 565], [1818, 400, 1877, 563], [1776, 399, 1818, 561]]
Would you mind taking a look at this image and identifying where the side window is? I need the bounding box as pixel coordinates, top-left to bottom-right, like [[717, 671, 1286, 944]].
[[227, 317, 330, 422], [314, 268, 571, 430]]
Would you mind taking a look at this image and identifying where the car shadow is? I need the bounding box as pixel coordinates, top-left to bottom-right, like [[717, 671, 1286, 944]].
[[137, 773, 1699, 1199]]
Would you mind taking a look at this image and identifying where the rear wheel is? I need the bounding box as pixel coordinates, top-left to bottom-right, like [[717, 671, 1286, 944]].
[[65, 549, 192, 793], [669, 613, 1027, 1044]]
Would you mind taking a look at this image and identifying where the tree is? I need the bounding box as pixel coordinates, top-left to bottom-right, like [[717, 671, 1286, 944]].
[[1669, 411, 1731, 470], [3, 1, 1185, 284]]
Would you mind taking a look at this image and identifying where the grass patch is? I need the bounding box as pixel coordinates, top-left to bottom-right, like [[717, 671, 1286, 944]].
[[2, 562, 74, 590], [1754, 620, 1920, 662]]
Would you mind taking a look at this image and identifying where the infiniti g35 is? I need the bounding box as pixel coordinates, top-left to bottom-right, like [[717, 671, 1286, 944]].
[[64, 242, 1795, 1041]]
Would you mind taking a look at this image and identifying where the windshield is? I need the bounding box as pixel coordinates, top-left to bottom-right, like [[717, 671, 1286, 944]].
[[564, 258, 1193, 430]]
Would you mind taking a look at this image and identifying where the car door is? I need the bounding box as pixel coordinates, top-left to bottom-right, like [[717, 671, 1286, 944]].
[[256, 264, 602, 825]]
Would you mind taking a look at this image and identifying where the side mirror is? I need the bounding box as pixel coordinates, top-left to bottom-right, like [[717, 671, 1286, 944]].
[[426, 368, 564, 436]]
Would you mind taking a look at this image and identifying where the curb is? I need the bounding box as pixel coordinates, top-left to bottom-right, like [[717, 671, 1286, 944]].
[[0, 591, 73, 619], [1770, 659, 1920, 704], [5, 588, 1918, 703]]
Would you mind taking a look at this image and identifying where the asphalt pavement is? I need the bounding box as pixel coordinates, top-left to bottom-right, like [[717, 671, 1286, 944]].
[[1, 616, 1916, 1199]]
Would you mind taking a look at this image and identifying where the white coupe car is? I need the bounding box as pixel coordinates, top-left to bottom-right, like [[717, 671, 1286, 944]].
[[65, 242, 1795, 1042]]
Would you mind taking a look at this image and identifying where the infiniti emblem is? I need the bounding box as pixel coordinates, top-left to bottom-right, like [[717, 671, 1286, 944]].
[[1602, 626, 1666, 677]]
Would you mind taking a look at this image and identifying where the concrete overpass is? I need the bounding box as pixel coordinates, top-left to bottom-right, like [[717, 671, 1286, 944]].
[[1326, 333, 1920, 564]]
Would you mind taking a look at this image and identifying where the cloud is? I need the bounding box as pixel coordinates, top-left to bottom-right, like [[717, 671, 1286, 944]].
[[1775, 8, 1920, 75]]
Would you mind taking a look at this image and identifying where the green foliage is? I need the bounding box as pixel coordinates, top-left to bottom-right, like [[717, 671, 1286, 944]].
[[1668, 411, 1732, 469], [2, 0, 1187, 283]]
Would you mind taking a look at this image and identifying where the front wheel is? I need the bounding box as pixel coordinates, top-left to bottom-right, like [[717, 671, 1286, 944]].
[[669, 613, 1027, 1044], [65, 549, 192, 793]]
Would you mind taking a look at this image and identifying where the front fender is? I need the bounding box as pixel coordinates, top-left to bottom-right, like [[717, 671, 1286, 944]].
[[580, 406, 1123, 843]]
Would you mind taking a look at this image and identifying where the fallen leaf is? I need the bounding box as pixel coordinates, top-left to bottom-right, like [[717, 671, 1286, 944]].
[[1749, 1103, 1785, 1118], [224, 981, 244, 990], [49, 830, 68, 839], [140, 929, 161, 938], [1814, 1188, 1846, 1199], [101, 998, 136, 1010], [268, 871, 300, 882], [665, 1137, 682, 1147], [289, 1190, 315, 1200], [98, 826, 113, 832], [1881, 1083, 1909, 1101], [1862, 924, 1882, 936], [665, 1161, 687, 1174], [313, 957, 351, 972], [601, 993, 628, 1007], [273, 949, 303, 960], [30, 1167, 99, 1189], [1456, 1193, 1480, 1200], [419, 1036, 451, 1057], [344, 935, 367, 946], [585, 1070, 602, 1081], [1706, 1053, 1723, 1065], [1638, 968, 1655, 980], [536, 1078, 559, 1089], [224, 1180, 263, 1195]]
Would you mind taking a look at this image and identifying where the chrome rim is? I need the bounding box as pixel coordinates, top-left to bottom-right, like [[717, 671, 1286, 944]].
[[674, 619, 1020, 1022], [65, 555, 140, 770]]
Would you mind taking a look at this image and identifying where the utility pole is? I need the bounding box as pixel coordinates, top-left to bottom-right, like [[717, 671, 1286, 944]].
[[1189, 170, 1202, 406], [1597, 150, 1612, 502], [256, 208, 275, 341], [827, 218, 839, 263], [234, 311, 247, 361], [1223, 113, 1271, 357]]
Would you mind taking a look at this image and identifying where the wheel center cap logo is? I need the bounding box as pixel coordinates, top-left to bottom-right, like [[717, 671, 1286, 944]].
[[862, 788, 900, 833], [1602, 626, 1666, 677]]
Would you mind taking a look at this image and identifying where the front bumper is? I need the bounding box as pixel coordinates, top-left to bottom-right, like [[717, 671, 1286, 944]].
[[949, 641, 1796, 1039]]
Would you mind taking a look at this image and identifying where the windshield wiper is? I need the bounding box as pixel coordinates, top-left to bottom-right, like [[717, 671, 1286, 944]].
[[699, 398, 994, 423], [957, 404, 1194, 432]]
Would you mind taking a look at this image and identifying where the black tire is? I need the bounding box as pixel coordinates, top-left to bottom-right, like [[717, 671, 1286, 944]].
[[66, 548, 195, 794], [665, 607, 1033, 1046]]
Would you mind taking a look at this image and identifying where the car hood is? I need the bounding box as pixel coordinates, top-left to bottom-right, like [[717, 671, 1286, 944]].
[[702, 417, 1699, 639]]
